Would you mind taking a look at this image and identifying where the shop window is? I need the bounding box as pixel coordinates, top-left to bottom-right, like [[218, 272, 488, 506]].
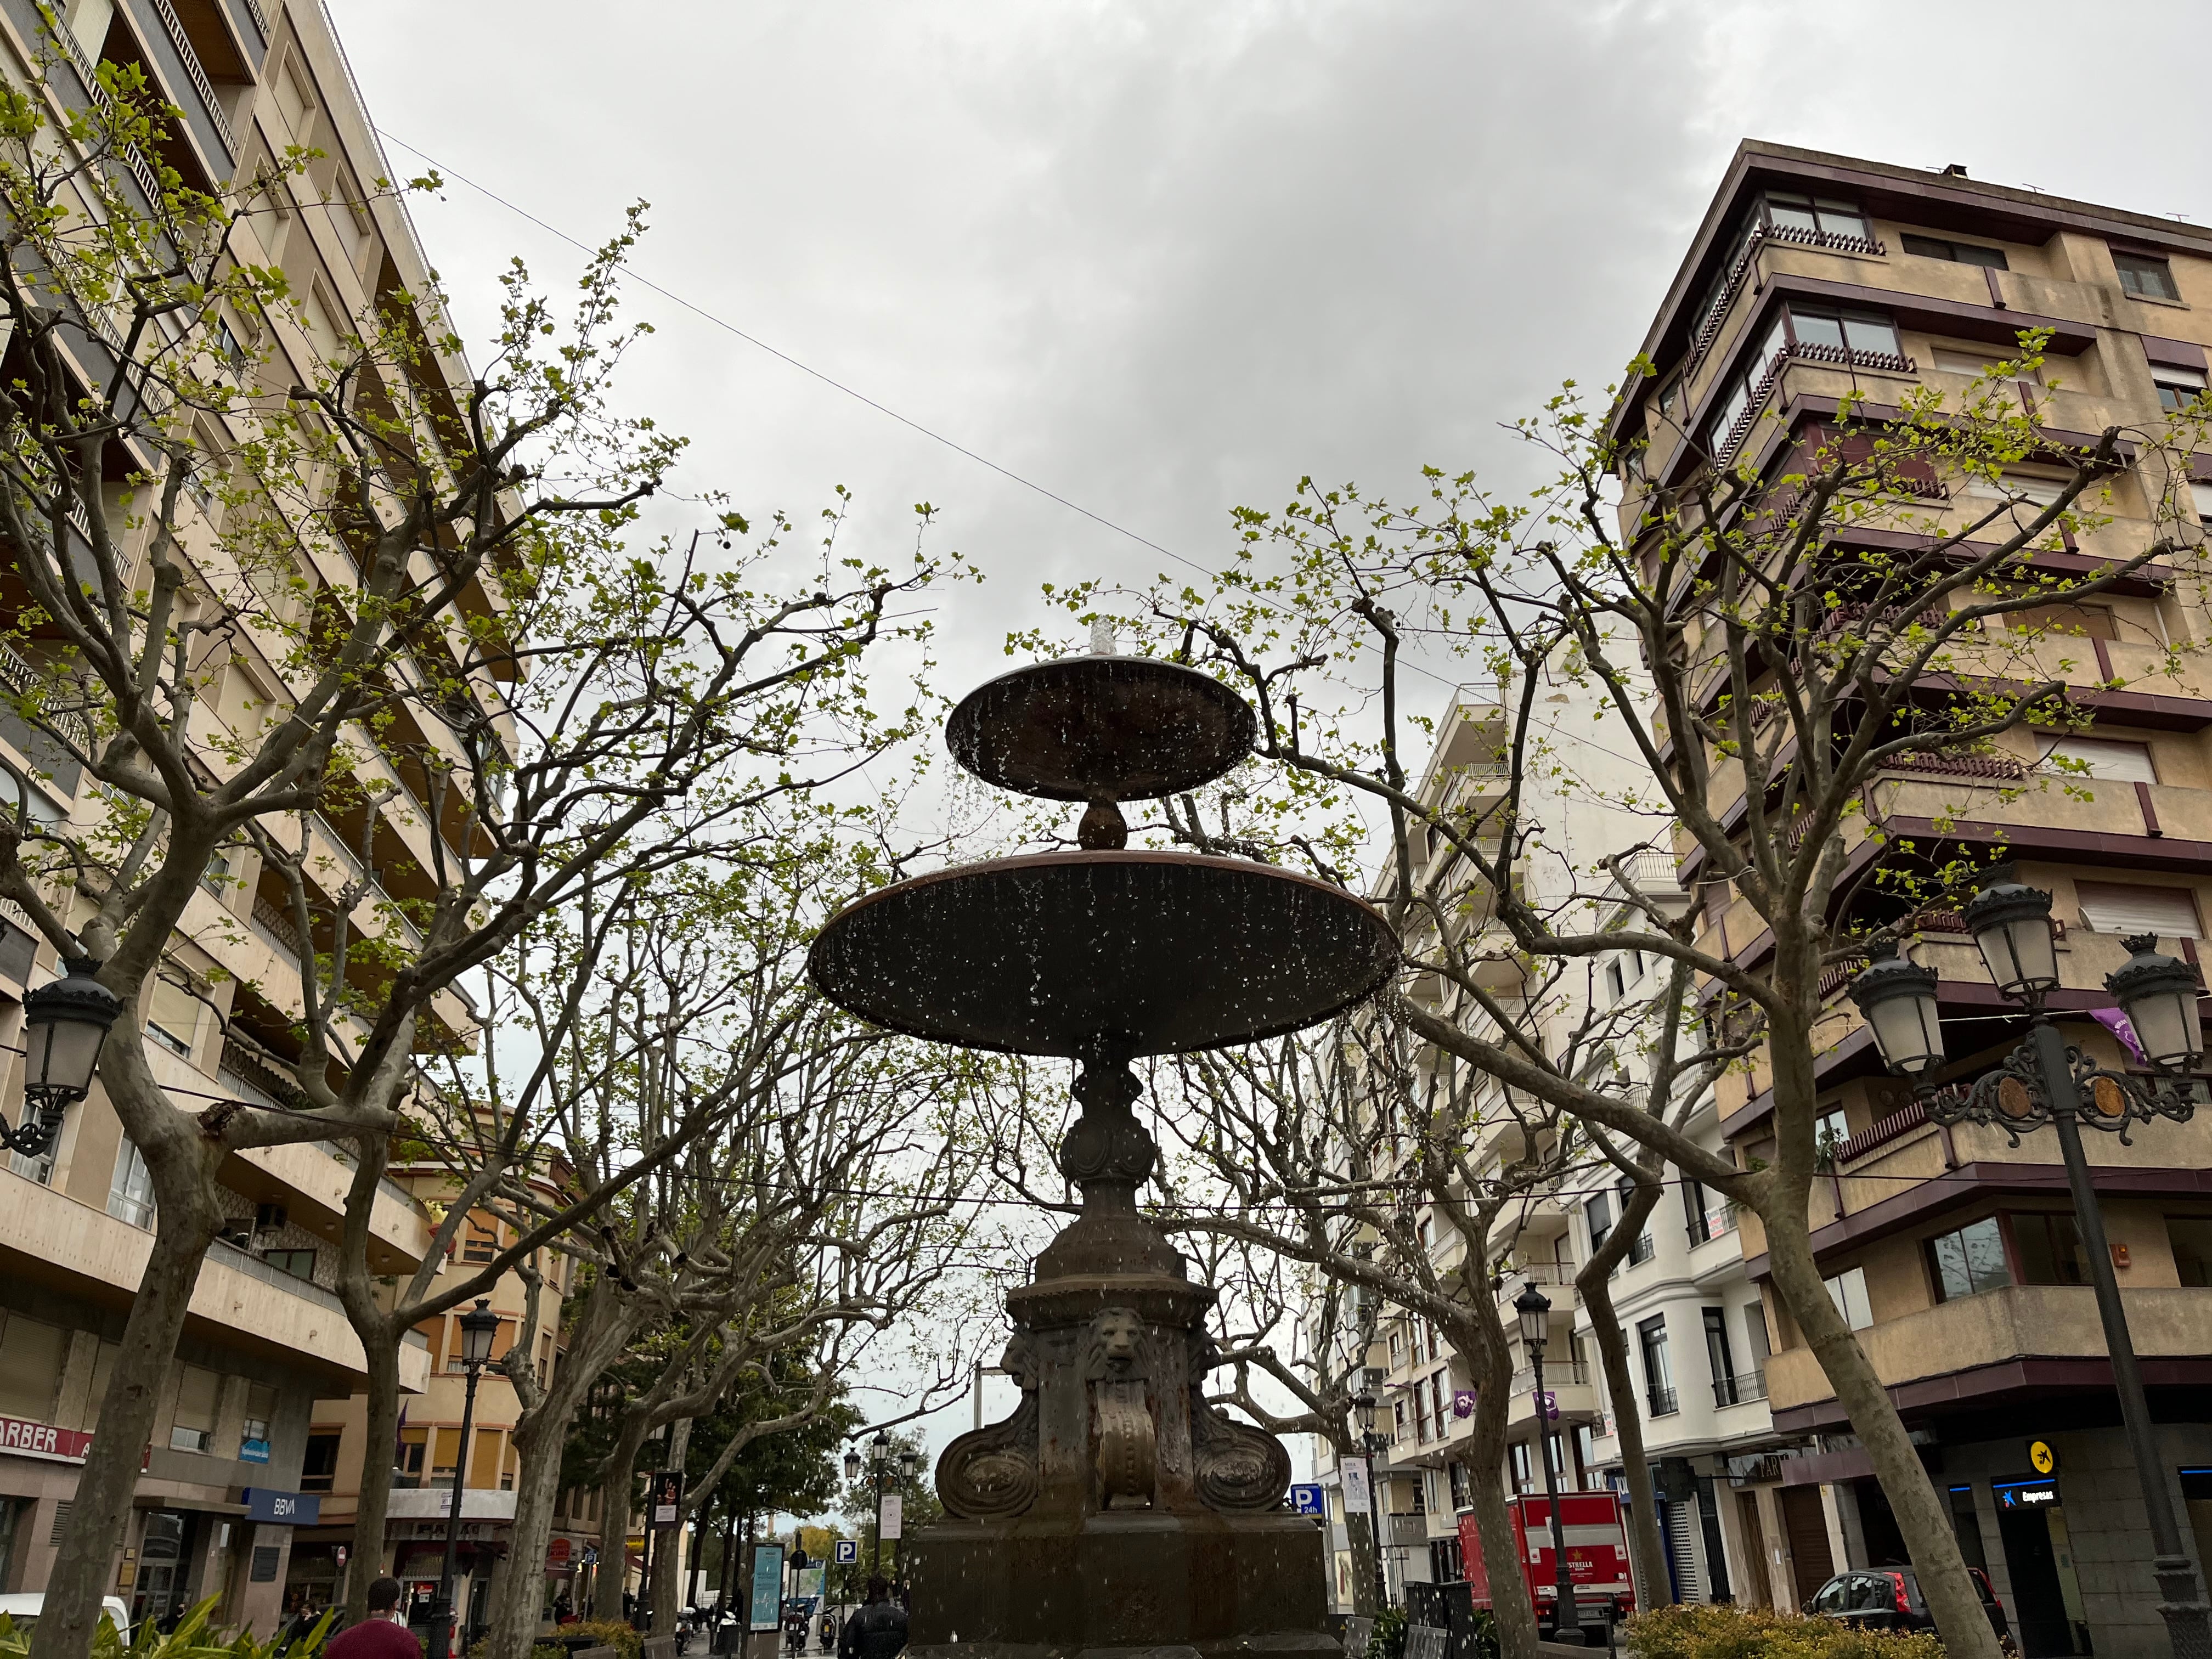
[[1928, 1218, 2010, 1302]]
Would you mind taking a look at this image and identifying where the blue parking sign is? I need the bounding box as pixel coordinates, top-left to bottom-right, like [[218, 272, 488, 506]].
[[833, 1539, 860, 1565], [1289, 1482, 1326, 1516]]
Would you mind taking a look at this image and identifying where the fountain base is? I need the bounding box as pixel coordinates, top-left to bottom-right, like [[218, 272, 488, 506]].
[[906, 1509, 1332, 1659]]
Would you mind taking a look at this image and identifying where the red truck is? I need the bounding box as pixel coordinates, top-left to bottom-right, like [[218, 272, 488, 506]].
[[1459, 1492, 1638, 1630]]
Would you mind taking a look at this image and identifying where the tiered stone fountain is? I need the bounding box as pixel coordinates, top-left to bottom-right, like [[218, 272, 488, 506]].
[[809, 640, 1397, 1659]]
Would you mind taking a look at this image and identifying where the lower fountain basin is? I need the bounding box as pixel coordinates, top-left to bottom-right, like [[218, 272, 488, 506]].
[[807, 851, 1398, 1056]]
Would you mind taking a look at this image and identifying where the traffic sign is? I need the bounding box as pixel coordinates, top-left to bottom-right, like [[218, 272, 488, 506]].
[[1289, 1482, 1326, 1517], [833, 1539, 859, 1565]]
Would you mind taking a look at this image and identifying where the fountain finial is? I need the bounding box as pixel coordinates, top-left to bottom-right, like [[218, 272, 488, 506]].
[[1090, 616, 1117, 656]]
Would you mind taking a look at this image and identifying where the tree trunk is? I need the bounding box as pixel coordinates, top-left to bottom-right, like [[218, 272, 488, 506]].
[[487, 1388, 584, 1659], [1576, 1185, 1669, 1610], [593, 1414, 655, 1622], [30, 1173, 219, 1659], [1447, 1301, 1537, 1659], [346, 1319, 403, 1622], [652, 1418, 693, 1635], [1345, 1505, 1379, 1616], [1762, 1212, 1995, 1657]]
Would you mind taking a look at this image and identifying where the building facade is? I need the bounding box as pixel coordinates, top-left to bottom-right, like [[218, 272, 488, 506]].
[[0, 0, 496, 1634], [1605, 142, 2212, 1657]]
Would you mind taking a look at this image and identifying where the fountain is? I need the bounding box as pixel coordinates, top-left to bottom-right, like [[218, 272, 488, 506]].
[[808, 638, 1397, 1659]]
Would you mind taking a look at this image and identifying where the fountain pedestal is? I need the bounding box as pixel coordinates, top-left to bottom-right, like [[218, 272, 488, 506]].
[[807, 654, 1396, 1659], [907, 1056, 1334, 1659]]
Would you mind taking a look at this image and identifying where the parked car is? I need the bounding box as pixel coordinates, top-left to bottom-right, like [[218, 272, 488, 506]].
[[1804, 1566, 2012, 1646], [0, 1594, 133, 1645]]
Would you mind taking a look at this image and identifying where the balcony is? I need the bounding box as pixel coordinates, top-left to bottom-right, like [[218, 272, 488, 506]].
[[1626, 1233, 1656, 1267], [0, 1165, 427, 1392], [1713, 1370, 1769, 1409], [1646, 1386, 1681, 1418], [1686, 1204, 1740, 1246], [1764, 1283, 2212, 1422]]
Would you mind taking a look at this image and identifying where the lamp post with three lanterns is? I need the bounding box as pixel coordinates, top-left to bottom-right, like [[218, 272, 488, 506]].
[[844, 1434, 924, 1585], [1849, 873, 2212, 1659], [1350, 1390, 1390, 1612]]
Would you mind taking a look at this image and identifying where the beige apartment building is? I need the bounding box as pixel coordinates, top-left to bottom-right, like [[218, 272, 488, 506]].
[[1604, 142, 2212, 1659], [0, 0, 505, 1635]]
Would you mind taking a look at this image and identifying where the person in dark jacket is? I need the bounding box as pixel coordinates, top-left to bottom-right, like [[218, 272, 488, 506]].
[[836, 1579, 908, 1659]]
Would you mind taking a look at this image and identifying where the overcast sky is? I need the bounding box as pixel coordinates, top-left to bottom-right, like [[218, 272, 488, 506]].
[[320, 0, 2212, 1484]]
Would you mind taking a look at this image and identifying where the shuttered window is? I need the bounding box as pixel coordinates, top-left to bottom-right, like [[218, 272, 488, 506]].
[[2044, 737, 2157, 781], [2076, 882, 2202, 939], [169, 1365, 220, 1453]]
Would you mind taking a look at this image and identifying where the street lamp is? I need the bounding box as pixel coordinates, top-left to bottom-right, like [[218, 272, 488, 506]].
[[1850, 883, 2212, 1659], [1513, 1284, 1583, 1647], [868, 1431, 893, 1577], [1350, 1391, 1389, 1612], [433, 1299, 501, 1659], [4, 956, 122, 1157]]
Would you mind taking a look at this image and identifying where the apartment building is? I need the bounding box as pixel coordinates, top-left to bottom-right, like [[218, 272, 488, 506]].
[[0, 0, 500, 1633], [1309, 672, 1745, 1609], [1602, 142, 2212, 1658]]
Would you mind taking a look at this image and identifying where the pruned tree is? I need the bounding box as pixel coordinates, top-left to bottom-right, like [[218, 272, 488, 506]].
[[0, 55, 953, 1658], [1085, 338, 2212, 1657]]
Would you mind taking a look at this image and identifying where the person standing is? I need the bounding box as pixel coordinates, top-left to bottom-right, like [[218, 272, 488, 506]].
[[321, 1579, 418, 1659], [834, 1579, 907, 1659]]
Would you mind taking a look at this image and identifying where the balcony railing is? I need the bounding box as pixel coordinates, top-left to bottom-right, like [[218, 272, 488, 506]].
[[1687, 1204, 1739, 1245], [1646, 1386, 1680, 1418], [1627, 1233, 1656, 1267], [1499, 1260, 1575, 1292], [1685, 223, 1889, 377], [1713, 1370, 1769, 1408], [149, 0, 237, 156], [0, 638, 95, 754], [1511, 1359, 1590, 1393]]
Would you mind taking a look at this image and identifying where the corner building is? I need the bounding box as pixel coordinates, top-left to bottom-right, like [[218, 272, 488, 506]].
[[1605, 142, 2212, 1658], [0, 0, 504, 1635]]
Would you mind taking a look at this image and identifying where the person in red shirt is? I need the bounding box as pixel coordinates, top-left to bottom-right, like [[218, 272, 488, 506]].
[[323, 1579, 422, 1659]]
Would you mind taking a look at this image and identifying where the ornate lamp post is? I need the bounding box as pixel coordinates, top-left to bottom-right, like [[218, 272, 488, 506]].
[[433, 1299, 501, 1659], [3, 956, 122, 1157], [866, 1431, 893, 1576], [1850, 877, 2212, 1659], [1514, 1284, 1583, 1646], [1350, 1391, 1390, 1611]]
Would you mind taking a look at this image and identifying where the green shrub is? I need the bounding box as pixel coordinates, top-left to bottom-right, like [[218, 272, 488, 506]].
[[562, 1621, 643, 1659], [0, 1599, 336, 1659], [1367, 1606, 1408, 1659], [1628, 1603, 1946, 1659]]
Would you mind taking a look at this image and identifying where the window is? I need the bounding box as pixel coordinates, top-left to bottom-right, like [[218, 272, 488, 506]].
[[1586, 1191, 1613, 1254], [1388, 1328, 1406, 1367], [1703, 1306, 1740, 1404], [1702, 314, 1790, 456], [1415, 1382, 1432, 1443], [0, 1313, 63, 1421], [1449, 1459, 1472, 1511], [394, 1431, 426, 1488], [2042, 737, 2155, 782], [2075, 880, 2202, 939], [1508, 1441, 1533, 1495], [1786, 304, 1904, 362], [2114, 250, 2181, 303], [263, 1248, 317, 1282], [2010, 1212, 2087, 1285], [1901, 233, 2007, 269], [109, 1139, 155, 1229], [2193, 483, 2212, 526], [1929, 1217, 2010, 1302], [1547, 1431, 1566, 1478], [1814, 1105, 1850, 1160], [240, 1383, 276, 1464], [1605, 960, 1626, 1005], [2001, 603, 2115, 642], [2168, 1217, 2212, 1287], [1764, 193, 1872, 244], [1934, 347, 2035, 383], [1637, 1314, 1676, 1414], [301, 1432, 342, 1493], [1825, 1265, 1876, 1328], [460, 1223, 497, 1264], [1574, 1423, 1596, 1471], [168, 1366, 219, 1454], [1685, 1178, 1713, 1245], [145, 970, 204, 1059], [2155, 364, 2208, 412], [1392, 1400, 1409, 1443]]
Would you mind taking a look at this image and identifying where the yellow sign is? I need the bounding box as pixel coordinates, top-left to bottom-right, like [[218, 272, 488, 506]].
[[2029, 1440, 2056, 1475]]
